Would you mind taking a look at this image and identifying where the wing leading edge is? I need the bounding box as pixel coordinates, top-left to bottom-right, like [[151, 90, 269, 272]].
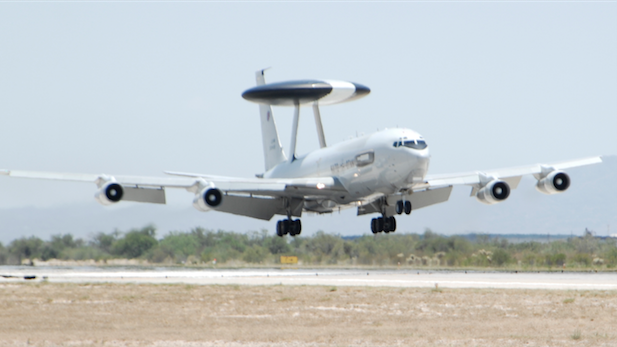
[[423, 156, 602, 189], [0, 168, 346, 220]]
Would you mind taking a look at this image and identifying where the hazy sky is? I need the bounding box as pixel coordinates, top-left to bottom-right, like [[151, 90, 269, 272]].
[[0, 2, 615, 238]]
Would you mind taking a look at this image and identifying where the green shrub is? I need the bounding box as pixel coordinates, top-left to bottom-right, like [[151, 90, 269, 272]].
[[90, 231, 118, 253], [2, 226, 615, 269], [242, 245, 268, 263], [112, 226, 158, 258], [0, 243, 8, 265], [492, 249, 511, 266], [604, 247, 617, 266], [158, 232, 201, 259], [545, 253, 566, 266], [9, 236, 44, 262], [571, 253, 592, 266]]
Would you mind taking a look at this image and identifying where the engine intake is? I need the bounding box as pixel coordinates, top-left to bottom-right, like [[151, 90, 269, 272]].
[[536, 171, 570, 195], [95, 182, 124, 205], [476, 180, 510, 205], [193, 187, 223, 212]]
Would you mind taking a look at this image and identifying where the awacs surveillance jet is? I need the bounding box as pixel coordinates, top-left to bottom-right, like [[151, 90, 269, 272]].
[[1, 70, 602, 237]]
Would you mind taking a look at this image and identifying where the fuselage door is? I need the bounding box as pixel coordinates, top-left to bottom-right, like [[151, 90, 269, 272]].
[[355, 151, 374, 167]]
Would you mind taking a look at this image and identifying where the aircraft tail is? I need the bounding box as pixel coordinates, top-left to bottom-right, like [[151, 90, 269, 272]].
[[255, 70, 287, 172]]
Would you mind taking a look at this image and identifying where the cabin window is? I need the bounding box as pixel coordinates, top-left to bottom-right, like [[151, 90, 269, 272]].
[[355, 151, 375, 167]]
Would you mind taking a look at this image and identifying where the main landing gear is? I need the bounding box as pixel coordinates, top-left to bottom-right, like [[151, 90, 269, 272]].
[[371, 216, 396, 234], [276, 219, 302, 237], [395, 200, 412, 215], [370, 200, 412, 234]]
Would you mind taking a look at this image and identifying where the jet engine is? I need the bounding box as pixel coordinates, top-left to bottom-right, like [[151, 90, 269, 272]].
[[536, 171, 570, 195], [193, 187, 223, 212], [95, 182, 124, 205], [476, 180, 510, 205]]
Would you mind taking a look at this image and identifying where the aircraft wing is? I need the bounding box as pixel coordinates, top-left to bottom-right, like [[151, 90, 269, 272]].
[[0, 170, 197, 188], [359, 156, 602, 217], [0, 169, 344, 194], [0, 169, 346, 221], [420, 156, 602, 190]]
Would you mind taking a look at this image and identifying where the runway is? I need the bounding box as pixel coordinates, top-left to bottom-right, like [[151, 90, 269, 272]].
[[1, 266, 616, 290]]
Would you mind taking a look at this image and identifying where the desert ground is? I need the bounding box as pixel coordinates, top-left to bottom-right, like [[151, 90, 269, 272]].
[[0, 283, 616, 347]]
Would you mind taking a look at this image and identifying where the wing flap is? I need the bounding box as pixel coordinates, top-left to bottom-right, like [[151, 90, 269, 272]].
[[424, 156, 602, 188], [122, 187, 166, 204], [407, 186, 453, 210], [214, 195, 302, 220], [358, 186, 453, 216]]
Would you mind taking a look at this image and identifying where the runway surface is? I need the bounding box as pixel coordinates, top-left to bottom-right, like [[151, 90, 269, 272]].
[[1, 266, 616, 290]]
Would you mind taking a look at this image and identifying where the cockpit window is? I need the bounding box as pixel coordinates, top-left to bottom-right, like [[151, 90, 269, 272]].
[[393, 139, 427, 150]]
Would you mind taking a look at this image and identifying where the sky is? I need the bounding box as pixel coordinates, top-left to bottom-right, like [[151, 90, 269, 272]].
[[0, 1, 615, 240]]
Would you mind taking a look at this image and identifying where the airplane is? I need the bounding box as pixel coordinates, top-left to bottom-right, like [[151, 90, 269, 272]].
[[0, 70, 602, 237]]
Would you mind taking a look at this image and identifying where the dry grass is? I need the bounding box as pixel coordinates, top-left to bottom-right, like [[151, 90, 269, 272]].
[[0, 283, 616, 346]]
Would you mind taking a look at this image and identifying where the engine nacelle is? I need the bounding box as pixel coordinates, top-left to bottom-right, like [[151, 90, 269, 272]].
[[536, 171, 570, 195], [193, 187, 223, 212], [94, 182, 124, 206], [476, 180, 510, 205]]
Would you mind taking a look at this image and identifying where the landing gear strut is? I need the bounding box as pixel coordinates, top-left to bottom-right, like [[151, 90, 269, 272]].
[[276, 218, 301, 237]]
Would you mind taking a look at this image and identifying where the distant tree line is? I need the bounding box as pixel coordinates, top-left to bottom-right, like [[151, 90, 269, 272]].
[[1, 226, 616, 269]]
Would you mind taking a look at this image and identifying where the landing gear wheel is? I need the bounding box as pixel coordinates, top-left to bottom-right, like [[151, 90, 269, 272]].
[[383, 217, 391, 233], [290, 219, 301, 236], [404, 201, 412, 215], [277, 218, 302, 237], [389, 216, 397, 232], [371, 218, 379, 234], [396, 200, 404, 215], [283, 220, 291, 235], [371, 218, 385, 234]]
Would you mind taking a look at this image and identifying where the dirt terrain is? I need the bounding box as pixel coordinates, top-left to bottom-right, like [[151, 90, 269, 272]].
[[0, 283, 616, 346]]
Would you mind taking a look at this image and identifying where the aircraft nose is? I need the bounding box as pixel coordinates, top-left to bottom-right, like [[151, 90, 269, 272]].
[[415, 153, 430, 170], [403, 149, 430, 184]]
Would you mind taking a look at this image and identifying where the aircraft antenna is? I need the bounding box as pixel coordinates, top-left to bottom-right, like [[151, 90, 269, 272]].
[[242, 78, 370, 159]]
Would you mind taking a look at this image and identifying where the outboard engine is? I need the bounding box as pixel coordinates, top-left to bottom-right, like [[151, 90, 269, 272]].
[[95, 182, 124, 205], [476, 180, 510, 205], [193, 187, 223, 212], [536, 171, 570, 195]]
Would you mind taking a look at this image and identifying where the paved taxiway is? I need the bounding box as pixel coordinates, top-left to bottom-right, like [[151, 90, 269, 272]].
[[1, 267, 616, 290]]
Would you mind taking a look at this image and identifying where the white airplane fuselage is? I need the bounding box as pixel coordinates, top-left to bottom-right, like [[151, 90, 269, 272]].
[[264, 128, 430, 201]]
